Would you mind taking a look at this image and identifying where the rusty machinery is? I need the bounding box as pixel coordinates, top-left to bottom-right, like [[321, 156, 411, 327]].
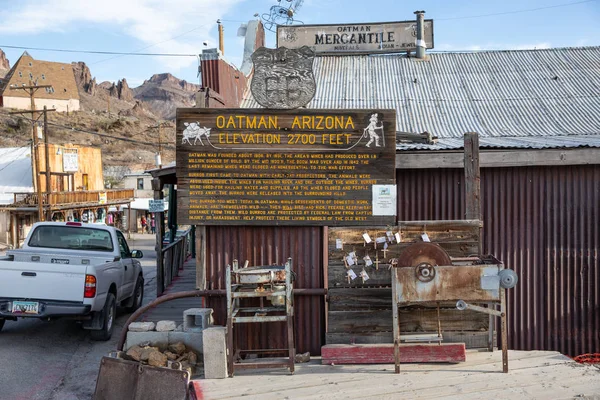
[[391, 242, 518, 373], [226, 258, 295, 376]]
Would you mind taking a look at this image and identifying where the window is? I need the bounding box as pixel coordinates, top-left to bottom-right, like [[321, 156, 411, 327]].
[[28, 226, 114, 252], [41, 74, 45, 80], [28, 62, 32, 66], [45, 87, 55, 94], [82, 174, 89, 190], [29, 73, 33, 79], [18, 72, 22, 77], [137, 178, 144, 190], [116, 231, 131, 259]]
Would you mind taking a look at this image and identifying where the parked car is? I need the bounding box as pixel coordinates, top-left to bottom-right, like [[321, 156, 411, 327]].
[[0, 222, 144, 340]]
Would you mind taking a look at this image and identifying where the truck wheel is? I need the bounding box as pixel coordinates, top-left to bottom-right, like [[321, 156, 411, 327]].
[[125, 276, 144, 313], [0, 318, 5, 332], [90, 293, 116, 341]]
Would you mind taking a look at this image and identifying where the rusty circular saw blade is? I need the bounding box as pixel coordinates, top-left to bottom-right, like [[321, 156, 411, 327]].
[[397, 242, 452, 268]]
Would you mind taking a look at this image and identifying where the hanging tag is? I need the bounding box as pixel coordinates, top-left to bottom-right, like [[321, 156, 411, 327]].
[[375, 237, 387, 244], [421, 233, 431, 242], [360, 269, 370, 282], [363, 255, 373, 267], [347, 269, 357, 280], [395, 232, 401, 243], [346, 254, 355, 266], [336, 239, 343, 250], [386, 231, 394, 242], [362, 232, 372, 243]]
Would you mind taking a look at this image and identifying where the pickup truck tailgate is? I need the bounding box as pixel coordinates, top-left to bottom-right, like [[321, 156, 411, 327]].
[[0, 261, 86, 302]]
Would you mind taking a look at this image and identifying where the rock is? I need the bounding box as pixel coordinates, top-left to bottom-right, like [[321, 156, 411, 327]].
[[186, 351, 198, 366], [71, 62, 97, 95], [126, 346, 143, 361], [0, 48, 10, 76], [164, 351, 178, 361], [117, 78, 134, 101], [295, 352, 311, 363], [128, 322, 155, 332], [155, 320, 177, 332], [140, 346, 160, 362], [147, 350, 168, 367], [175, 324, 183, 332], [168, 342, 187, 355]]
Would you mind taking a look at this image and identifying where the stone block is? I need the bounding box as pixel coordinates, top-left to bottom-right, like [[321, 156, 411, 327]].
[[202, 327, 227, 379], [124, 331, 168, 351], [183, 308, 213, 332], [156, 320, 177, 332], [128, 321, 155, 332], [168, 331, 203, 355]]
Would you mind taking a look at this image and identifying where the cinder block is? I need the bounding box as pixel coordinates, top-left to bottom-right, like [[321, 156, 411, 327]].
[[202, 327, 227, 379], [168, 331, 204, 354], [124, 331, 168, 351], [183, 308, 213, 332]]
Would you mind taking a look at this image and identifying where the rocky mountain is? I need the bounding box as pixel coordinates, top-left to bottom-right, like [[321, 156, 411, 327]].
[[133, 73, 200, 120], [0, 49, 10, 77]]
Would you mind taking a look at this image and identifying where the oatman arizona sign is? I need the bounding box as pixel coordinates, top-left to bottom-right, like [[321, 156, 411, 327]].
[[175, 108, 397, 226]]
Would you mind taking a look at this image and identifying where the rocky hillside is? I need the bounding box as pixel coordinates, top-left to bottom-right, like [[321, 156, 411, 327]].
[[133, 73, 200, 120], [0, 49, 10, 77]]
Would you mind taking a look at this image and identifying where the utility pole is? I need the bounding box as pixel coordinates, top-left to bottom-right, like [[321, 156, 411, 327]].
[[9, 82, 54, 222], [155, 122, 163, 169]]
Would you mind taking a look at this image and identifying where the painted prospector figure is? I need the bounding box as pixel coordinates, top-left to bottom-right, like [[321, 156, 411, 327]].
[[364, 113, 383, 147]]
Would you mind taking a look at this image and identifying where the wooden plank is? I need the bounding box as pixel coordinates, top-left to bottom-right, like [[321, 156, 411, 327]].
[[396, 148, 600, 169], [328, 309, 488, 333], [326, 331, 494, 349], [464, 132, 481, 221], [321, 343, 466, 364], [328, 288, 392, 310], [176, 108, 397, 226], [195, 225, 206, 290]]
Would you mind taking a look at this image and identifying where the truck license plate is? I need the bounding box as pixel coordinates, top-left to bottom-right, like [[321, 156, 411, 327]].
[[51, 258, 70, 264], [12, 301, 39, 314]]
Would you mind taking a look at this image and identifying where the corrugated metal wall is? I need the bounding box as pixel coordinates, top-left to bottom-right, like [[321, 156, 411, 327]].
[[397, 165, 600, 356], [200, 59, 248, 107], [204, 226, 325, 355]]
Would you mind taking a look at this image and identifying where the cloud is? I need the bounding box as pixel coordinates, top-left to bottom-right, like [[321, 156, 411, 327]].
[[437, 42, 552, 51], [0, 0, 245, 71]]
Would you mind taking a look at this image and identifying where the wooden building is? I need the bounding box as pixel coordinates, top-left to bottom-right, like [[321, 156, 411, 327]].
[[0, 52, 80, 112]]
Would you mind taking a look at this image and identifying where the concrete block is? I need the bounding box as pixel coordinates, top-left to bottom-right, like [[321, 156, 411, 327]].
[[124, 331, 168, 351], [128, 321, 155, 332], [156, 320, 177, 332], [202, 327, 227, 379], [168, 331, 204, 355], [183, 308, 213, 332]]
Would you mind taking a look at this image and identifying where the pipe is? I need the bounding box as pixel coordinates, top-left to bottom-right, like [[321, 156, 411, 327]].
[[456, 300, 503, 317], [414, 10, 426, 59], [116, 288, 328, 351]]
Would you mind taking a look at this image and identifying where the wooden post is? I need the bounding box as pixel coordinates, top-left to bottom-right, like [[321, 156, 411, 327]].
[[464, 132, 481, 222], [500, 287, 509, 373], [10, 213, 18, 249], [195, 225, 206, 290], [152, 178, 165, 295]]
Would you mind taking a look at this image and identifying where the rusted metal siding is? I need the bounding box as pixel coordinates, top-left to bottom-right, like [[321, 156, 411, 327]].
[[397, 165, 600, 356], [200, 59, 248, 107], [205, 226, 325, 355]]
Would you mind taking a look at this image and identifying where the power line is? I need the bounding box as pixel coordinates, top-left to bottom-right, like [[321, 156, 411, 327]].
[[0, 44, 197, 57], [437, 0, 597, 21]]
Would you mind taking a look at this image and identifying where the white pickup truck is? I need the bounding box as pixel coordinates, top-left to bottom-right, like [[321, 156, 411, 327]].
[[0, 222, 144, 340]]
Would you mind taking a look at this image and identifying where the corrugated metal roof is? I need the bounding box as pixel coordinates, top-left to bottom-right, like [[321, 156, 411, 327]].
[[241, 47, 600, 150], [0, 147, 33, 204]]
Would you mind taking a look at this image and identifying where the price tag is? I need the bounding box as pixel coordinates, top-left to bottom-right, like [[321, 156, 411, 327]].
[[363, 255, 373, 267], [386, 231, 394, 242], [395, 232, 401, 243], [347, 269, 357, 280], [362, 233, 372, 243], [336, 239, 343, 249], [421, 233, 431, 242]]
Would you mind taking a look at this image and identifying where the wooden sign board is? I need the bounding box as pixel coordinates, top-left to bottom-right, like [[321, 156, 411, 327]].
[[176, 108, 397, 226], [277, 20, 434, 55]]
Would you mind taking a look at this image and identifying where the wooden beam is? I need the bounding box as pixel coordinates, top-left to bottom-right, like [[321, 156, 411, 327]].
[[464, 133, 481, 220], [152, 177, 165, 296], [396, 147, 600, 169], [321, 343, 466, 364], [195, 225, 206, 290]]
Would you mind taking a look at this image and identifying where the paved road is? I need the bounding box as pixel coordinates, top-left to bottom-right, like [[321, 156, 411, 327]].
[[0, 234, 158, 400]]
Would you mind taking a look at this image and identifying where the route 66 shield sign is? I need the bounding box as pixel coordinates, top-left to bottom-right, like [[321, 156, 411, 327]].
[[250, 46, 316, 109]]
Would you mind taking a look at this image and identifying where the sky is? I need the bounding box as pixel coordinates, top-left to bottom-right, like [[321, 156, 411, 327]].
[[0, 0, 598, 88]]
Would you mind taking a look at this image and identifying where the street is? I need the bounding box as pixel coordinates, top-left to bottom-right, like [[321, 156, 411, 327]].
[[0, 234, 158, 400]]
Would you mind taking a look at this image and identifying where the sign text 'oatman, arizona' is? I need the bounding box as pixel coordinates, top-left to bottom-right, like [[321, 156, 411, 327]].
[[176, 109, 397, 226]]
